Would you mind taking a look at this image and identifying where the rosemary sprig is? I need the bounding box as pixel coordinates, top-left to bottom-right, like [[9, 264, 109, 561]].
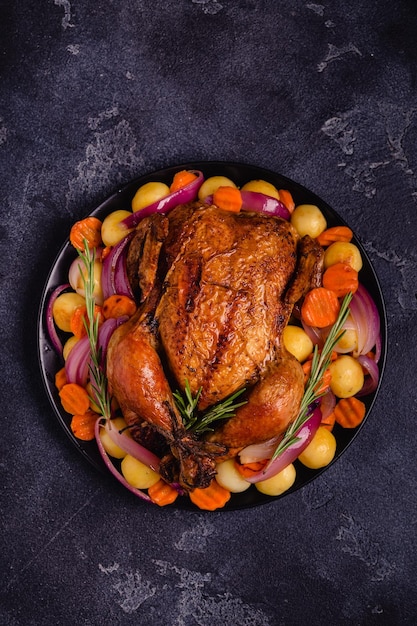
[[77, 240, 112, 420], [173, 380, 202, 430], [174, 381, 247, 435], [192, 388, 247, 435], [269, 291, 353, 462]]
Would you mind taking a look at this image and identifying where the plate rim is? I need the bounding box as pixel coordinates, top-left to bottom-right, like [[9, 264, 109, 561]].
[[37, 160, 388, 511]]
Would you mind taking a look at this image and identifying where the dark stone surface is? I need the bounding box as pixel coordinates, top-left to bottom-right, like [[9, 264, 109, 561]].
[[1, 1, 416, 624]]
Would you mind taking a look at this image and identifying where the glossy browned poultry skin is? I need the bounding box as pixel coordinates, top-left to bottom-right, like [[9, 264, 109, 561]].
[[206, 350, 305, 459], [157, 205, 320, 411], [107, 202, 323, 489], [106, 287, 226, 490]]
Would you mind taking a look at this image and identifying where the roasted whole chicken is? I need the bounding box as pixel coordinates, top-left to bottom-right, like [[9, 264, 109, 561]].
[[106, 202, 323, 491]]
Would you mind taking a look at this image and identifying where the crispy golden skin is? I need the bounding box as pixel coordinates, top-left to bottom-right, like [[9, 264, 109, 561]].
[[107, 203, 323, 490]]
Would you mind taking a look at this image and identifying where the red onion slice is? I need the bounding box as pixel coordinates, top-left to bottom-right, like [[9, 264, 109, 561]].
[[103, 420, 161, 472], [122, 170, 204, 229], [65, 316, 127, 385], [95, 419, 152, 502], [320, 389, 336, 420], [68, 251, 104, 305], [240, 190, 290, 220], [101, 233, 135, 301], [350, 284, 381, 359], [349, 291, 368, 356], [239, 436, 282, 465], [356, 284, 381, 356], [242, 406, 323, 483], [301, 319, 324, 347], [374, 333, 382, 364], [357, 354, 380, 396], [65, 335, 91, 386], [97, 316, 128, 368], [45, 284, 71, 355]]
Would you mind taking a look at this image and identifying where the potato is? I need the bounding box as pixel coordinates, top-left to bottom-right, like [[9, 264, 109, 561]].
[[63, 335, 79, 361], [52, 292, 86, 332], [283, 325, 314, 362], [197, 176, 237, 201], [255, 463, 296, 496], [290, 204, 327, 238], [121, 454, 160, 489], [215, 460, 251, 493], [131, 181, 170, 213], [335, 325, 358, 353], [99, 417, 131, 459], [329, 355, 364, 398], [298, 427, 336, 469], [324, 241, 363, 272], [241, 179, 280, 199], [101, 209, 134, 247]]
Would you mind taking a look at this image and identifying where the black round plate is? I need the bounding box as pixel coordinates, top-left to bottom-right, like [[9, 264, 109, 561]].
[[38, 161, 387, 511]]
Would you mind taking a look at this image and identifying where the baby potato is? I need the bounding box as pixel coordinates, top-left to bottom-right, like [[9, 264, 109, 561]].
[[335, 324, 358, 353], [131, 181, 170, 213], [329, 355, 364, 398], [241, 179, 280, 199], [298, 427, 336, 469], [63, 335, 79, 361], [215, 460, 251, 493], [121, 454, 160, 489], [99, 417, 131, 459], [283, 325, 314, 362], [255, 463, 296, 496], [290, 204, 327, 238], [324, 241, 363, 272], [52, 292, 86, 332], [198, 176, 237, 201], [101, 209, 134, 247]]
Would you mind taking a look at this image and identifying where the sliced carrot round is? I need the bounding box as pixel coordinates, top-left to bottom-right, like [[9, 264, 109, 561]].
[[301, 287, 341, 328]]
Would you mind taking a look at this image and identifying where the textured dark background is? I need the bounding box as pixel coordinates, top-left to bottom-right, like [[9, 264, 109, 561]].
[[1, 1, 417, 624]]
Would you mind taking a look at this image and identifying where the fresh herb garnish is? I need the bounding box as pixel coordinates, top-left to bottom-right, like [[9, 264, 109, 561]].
[[174, 380, 247, 435], [77, 240, 112, 419], [269, 291, 353, 462]]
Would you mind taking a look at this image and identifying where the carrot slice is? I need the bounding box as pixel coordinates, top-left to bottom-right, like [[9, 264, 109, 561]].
[[102, 294, 137, 320], [278, 188, 295, 214], [170, 170, 198, 193], [334, 397, 366, 428], [70, 217, 103, 251], [302, 360, 333, 394], [70, 410, 98, 441], [320, 410, 336, 431], [301, 287, 341, 328], [70, 304, 103, 339], [213, 186, 243, 213], [189, 479, 231, 511], [55, 367, 68, 391], [148, 479, 179, 506], [316, 226, 353, 247], [319, 368, 333, 394], [101, 245, 113, 260], [322, 262, 358, 298], [235, 460, 268, 479], [59, 383, 90, 415]]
